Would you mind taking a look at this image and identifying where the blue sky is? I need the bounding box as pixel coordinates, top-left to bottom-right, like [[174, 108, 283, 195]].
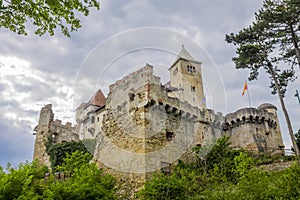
[[0, 0, 299, 167]]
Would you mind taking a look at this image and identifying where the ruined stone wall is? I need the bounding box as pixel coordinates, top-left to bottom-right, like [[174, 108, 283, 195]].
[[51, 119, 79, 143], [33, 104, 54, 167], [33, 104, 79, 167]]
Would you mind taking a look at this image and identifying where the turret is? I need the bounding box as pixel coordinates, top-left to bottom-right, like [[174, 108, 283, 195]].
[[169, 45, 205, 108], [33, 104, 54, 167]]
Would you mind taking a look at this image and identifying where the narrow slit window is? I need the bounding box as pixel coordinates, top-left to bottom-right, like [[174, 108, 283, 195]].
[[191, 86, 196, 92], [166, 131, 174, 141]]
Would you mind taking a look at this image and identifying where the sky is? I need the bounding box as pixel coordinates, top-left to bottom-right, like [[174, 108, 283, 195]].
[[1, 0, 299, 168]]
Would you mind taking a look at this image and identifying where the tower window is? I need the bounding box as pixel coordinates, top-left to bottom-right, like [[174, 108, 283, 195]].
[[187, 65, 196, 73], [91, 116, 95, 124], [166, 131, 174, 141], [191, 86, 196, 92], [129, 93, 135, 102], [173, 68, 178, 75]]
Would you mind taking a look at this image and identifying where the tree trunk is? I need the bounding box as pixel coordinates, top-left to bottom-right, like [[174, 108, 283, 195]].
[[289, 24, 300, 68], [268, 63, 300, 165], [295, 48, 300, 68]]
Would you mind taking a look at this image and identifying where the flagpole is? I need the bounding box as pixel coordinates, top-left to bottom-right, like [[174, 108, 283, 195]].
[[247, 85, 252, 108], [246, 80, 252, 108]]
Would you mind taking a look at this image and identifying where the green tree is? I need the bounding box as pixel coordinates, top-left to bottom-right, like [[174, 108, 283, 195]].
[[56, 150, 92, 173], [194, 136, 243, 182], [0, 161, 48, 199], [43, 151, 116, 200], [45, 139, 91, 171], [225, 0, 300, 164], [139, 137, 246, 200], [255, 0, 300, 68], [0, 0, 100, 37], [139, 165, 209, 200], [0, 152, 116, 200]]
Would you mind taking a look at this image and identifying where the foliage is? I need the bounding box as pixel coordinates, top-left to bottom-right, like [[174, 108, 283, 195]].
[[0, 151, 116, 200], [45, 137, 91, 171], [43, 151, 116, 200], [140, 137, 246, 199], [2, 136, 300, 199], [225, 19, 296, 97], [139, 165, 209, 200], [255, 0, 300, 68], [140, 136, 300, 200], [193, 136, 244, 182], [295, 129, 300, 150], [0, 0, 100, 37], [56, 150, 92, 172], [0, 160, 48, 200]]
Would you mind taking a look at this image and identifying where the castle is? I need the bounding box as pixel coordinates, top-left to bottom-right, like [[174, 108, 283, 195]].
[[33, 46, 285, 187]]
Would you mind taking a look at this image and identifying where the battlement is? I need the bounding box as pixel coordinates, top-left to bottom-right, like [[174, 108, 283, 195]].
[[224, 107, 277, 130], [43, 104, 52, 110], [108, 64, 161, 94], [53, 119, 74, 129]]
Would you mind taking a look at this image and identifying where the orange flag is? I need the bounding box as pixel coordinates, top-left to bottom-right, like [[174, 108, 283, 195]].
[[242, 81, 248, 96]]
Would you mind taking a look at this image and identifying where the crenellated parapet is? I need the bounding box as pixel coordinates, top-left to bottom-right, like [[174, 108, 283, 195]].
[[223, 107, 277, 132], [108, 64, 160, 96], [50, 119, 79, 144]]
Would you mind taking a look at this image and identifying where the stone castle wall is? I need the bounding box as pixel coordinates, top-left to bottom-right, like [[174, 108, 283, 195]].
[[224, 107, 284, 155]]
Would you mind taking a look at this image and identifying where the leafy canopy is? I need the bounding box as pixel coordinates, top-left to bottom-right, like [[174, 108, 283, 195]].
[[45, 138, 91, 171], [0, 151, 116, 200], [0, 0, 100, 37], [225, 0, 299, 96], [139, 136, 300, 200]]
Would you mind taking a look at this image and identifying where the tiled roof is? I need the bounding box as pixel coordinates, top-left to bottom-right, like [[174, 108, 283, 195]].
[[88, 89, 106, 107], [76, 102, 88, 110]]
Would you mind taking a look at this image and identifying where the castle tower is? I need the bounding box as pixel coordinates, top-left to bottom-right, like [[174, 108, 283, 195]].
[[169, 45, 205, 108], [33, 104, 54, 167]]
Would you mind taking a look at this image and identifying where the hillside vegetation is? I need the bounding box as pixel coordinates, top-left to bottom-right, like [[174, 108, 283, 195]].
[[1, 137, 300, 200]]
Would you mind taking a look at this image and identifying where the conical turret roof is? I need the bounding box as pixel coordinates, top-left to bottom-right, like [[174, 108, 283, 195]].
[[176, 45, 195, 60]]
